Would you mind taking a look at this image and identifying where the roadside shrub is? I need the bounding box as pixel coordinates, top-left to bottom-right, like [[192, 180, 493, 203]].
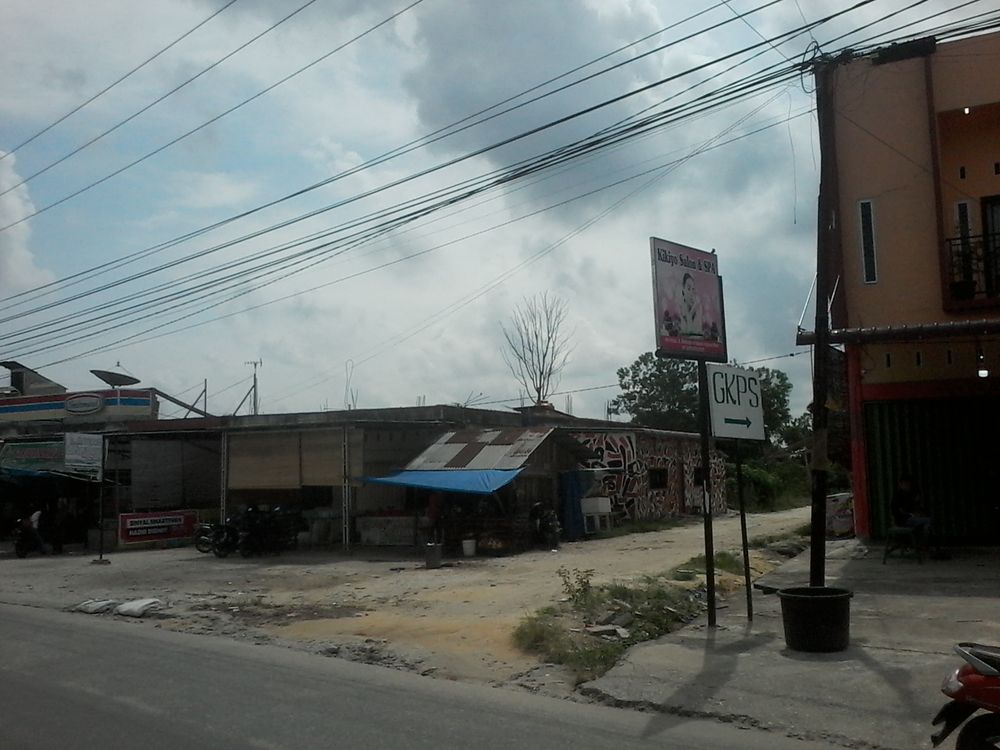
[[512, 569, 705, 683], [512, 609, 568, 655], [727, 458, 810, 511], [556, 567, 600, 612]]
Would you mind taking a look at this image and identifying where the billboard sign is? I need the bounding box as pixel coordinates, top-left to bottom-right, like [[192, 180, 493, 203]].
[[119, 511, 198, 545], [0, 441, 64, 473], [64, 433, 105, 479], [706, 364, 766, 441], [650, 237, 727, 362]]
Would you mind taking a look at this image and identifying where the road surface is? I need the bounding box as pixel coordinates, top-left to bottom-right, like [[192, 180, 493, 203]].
[[1, 603, 830, 750]]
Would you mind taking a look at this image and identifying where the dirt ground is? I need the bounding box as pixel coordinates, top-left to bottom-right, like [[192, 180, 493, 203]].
[[0, 506, 810, 690]]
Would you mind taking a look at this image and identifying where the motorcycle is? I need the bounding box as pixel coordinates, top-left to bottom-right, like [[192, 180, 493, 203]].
[[932, 642, 1000, 749], [12, 518, 45, 558], [210, 519, 241, 558], [237, 507, 301, 557], [194, 523, 217, 554]]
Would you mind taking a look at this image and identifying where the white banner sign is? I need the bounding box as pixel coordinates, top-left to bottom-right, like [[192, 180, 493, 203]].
[[706, 364, 765, 441], [64, 433, 105, 478]]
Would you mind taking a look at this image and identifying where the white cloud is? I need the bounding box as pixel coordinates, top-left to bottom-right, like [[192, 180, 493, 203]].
[[0, 155, 54, 295], [168, 170, 262, 210], [0, 0, 972, 420]]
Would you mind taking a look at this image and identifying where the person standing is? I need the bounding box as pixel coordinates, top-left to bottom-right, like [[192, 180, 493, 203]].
[[425, 492, 444, 544], [28, 505, 47, 554]]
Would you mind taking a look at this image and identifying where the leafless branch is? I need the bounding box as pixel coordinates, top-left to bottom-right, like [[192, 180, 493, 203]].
[[500, 292, 574, 405]]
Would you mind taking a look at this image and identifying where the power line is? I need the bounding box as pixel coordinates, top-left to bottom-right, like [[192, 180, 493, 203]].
[[270, 94, 796, 404], [723, 0, 792, 61], [0, 0, 322, 200], [3, 0, 932, 364], [1, 0, 984, 370], [0, 9, 836, 328], [477, 383, 620, 408], [736, 352, 806, 366], [0, 44, 806, 328], [0, 0, 792, 276], [0, 0, 239, 161], [16, 99, 810, 364], [51, 105, 813, 376]]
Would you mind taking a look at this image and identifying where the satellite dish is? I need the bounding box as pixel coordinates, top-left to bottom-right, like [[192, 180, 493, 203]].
[[90, 369, 140, 387]]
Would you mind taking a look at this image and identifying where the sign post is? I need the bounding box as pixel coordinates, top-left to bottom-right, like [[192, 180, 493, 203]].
[[706, 363, 766, 621], [75, 435, 111, 566], [651, 237, 727, 627]]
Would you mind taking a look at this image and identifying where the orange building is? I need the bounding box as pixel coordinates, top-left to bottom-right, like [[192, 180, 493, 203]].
[[804, 31, 1000, 543]]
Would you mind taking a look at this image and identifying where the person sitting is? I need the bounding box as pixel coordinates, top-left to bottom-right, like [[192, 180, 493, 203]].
[[890, 476, 932, 547]]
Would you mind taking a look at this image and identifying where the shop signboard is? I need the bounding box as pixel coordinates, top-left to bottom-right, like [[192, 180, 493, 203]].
[[706, 364, 766, 441], [650, 237, 727, 362], [0, 441, 64, 473], [64, 433, 104, 480], [119, 511, 198, 544]]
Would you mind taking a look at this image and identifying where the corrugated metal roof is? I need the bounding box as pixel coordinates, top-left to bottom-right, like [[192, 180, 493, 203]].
[[406, 427, 553, 470]]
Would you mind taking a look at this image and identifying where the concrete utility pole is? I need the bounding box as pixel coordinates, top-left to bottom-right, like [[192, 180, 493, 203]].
[[245, 359, 262, 415], [810, 60, 839, 587]]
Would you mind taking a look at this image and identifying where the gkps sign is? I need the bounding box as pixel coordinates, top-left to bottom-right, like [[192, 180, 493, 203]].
[[707, 364, 765, 442]]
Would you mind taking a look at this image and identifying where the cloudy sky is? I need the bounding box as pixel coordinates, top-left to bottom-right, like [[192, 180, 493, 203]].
[[0, 0, 989, 420]]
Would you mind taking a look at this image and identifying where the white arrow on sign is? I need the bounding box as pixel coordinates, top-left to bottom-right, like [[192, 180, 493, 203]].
[[706, 363, 766, 441]]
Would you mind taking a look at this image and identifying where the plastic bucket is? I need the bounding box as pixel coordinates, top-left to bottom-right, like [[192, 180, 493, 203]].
[[462, 538, 476, 557], [425, 542, 443, 569], [777, 586, 853, 652]]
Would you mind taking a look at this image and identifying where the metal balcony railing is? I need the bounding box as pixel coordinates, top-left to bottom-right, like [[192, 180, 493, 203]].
[[946, 232, 1000, 302]]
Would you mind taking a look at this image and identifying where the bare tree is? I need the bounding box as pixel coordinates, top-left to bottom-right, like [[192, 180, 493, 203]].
[[501, 292, 574, 405]]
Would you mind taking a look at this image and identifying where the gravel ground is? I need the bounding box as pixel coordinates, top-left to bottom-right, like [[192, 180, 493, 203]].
[[0, 506, 810, 693]]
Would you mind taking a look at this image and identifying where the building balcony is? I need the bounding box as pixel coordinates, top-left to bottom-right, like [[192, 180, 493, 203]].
[[945, 233, 1000, 308]]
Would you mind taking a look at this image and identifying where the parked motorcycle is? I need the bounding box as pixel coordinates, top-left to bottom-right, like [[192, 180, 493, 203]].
[[13, 518, 45, 558], [210, 519, 241, 558], [932, 642, 1000, 749], [238, 506, 301, 557], [194, 523, 217, 554]]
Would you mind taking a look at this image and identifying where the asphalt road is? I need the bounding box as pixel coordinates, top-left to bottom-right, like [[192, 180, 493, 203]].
[[0, 603, 830, 750]]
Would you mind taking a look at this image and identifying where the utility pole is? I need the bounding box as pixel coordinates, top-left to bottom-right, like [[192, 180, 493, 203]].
[[245, 359, 262, 416], [810, 60, 839, 587]]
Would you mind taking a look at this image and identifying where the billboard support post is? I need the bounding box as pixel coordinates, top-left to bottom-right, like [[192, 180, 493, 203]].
[[735, 439, 753, 621], [651, 237, 729, 628], [697, 360, 717, 627], [91, 436, 110, 565]]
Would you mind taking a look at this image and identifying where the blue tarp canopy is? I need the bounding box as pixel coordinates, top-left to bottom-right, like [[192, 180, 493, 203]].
[[364, 468, 523, 495]]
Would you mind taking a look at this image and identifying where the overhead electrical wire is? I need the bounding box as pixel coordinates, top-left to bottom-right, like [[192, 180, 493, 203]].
[[0, 0, 984, 334], [0, 3, 972, 356], [0, 0, 429, 240], [0, 0, 322, 200], [0, 0, 240, 162], [34, 106, 814, 369], [2, 61, 807, 353], [0, 0, 870, 326], [269, 90, 798, 404], [1, 0, 992, 368], [3, 0, 972, 364], [0, 0, 799, 278]]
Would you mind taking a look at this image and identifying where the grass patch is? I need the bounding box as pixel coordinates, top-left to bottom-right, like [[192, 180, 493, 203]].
[[670, 550, 744, 579], [749, 524, 810, 549], [513, 568, 703, 683], [512, 610, 570, 654], [593, 516, 691, 539]]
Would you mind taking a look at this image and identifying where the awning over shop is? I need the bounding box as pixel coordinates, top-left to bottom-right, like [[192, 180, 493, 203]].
[[365, 468, 523, 495]]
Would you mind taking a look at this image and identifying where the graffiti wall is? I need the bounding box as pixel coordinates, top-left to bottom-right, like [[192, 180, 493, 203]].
[[572, 430, 726, 521]]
